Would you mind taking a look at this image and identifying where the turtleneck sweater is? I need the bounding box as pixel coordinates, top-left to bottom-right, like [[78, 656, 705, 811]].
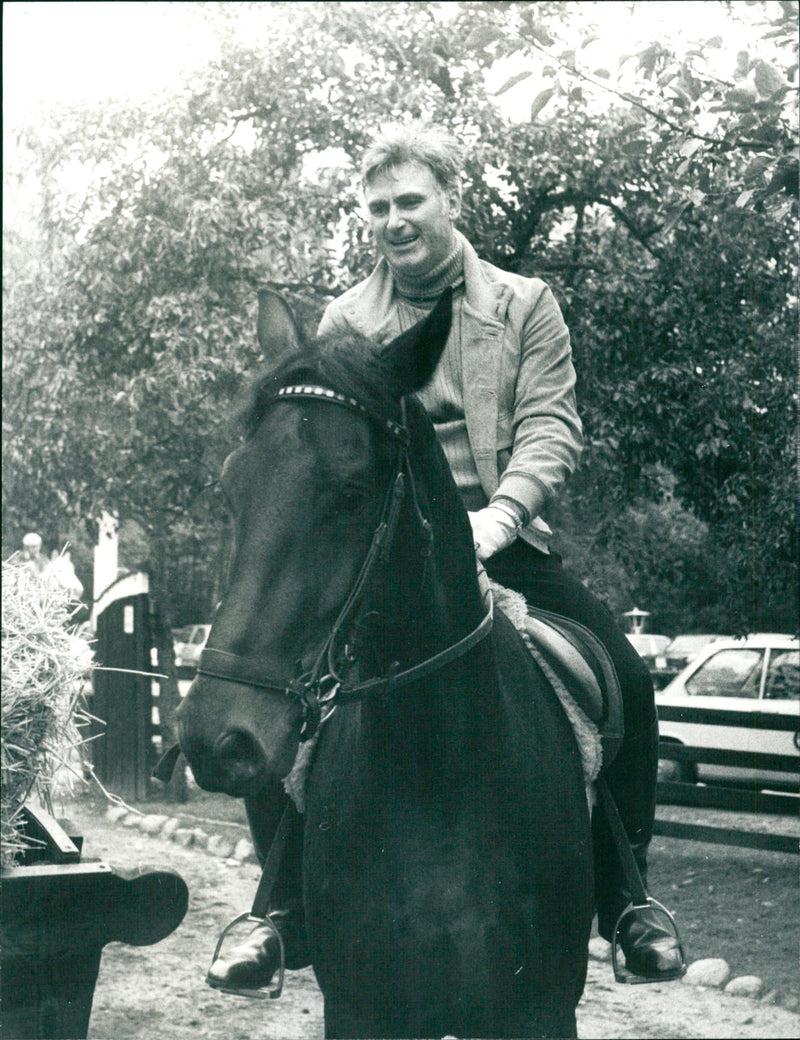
[[393, 237, 465, 304], [392, 232, 487, 513]]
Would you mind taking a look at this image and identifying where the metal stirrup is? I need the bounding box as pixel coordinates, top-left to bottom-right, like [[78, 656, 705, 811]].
[[597, 777, 687, 984], [206, 801, 295, 999]]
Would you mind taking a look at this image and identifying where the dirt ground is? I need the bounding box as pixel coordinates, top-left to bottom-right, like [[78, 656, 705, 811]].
[[57, 800, 799, 1040]]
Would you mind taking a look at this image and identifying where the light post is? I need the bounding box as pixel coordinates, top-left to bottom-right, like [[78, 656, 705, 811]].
[[622, 607, 651, 635]]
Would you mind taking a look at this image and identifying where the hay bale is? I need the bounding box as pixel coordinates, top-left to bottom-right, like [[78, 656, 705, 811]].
[[1, 553, 94, 867]]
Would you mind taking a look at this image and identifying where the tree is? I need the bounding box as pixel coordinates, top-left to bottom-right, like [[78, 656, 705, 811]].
[[4, 0, 797, 654]]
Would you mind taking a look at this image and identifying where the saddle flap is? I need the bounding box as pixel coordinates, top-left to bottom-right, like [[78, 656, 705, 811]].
[[524, 607, 624, 766], [524, 614, 604, 720]]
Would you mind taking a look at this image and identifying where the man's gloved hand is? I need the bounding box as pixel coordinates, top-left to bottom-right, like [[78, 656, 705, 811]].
[[467, 503, 522, 561]]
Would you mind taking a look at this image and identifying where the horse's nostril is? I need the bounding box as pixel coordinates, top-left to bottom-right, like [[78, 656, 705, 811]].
[[214, 729, 265, 777]]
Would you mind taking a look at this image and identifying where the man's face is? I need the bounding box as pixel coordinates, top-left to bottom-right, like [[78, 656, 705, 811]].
[[364, 161, 460, 279]]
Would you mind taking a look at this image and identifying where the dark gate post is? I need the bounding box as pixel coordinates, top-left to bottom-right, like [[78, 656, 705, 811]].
[[91, 573, 154, 800]]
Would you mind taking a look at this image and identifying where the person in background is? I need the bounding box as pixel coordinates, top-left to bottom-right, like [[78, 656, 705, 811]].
[[208, 121, 684, 991]]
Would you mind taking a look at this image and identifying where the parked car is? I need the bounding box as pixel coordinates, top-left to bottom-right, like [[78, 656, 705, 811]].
[[626, 633, 672, 688], [663, 632, 725, 673], [173, 624, 211, 672], [656, 633, 799, 789]]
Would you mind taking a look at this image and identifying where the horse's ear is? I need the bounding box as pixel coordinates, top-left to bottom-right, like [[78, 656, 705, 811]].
[[381, 289, 452, 396], [257, 289, 302, 360]]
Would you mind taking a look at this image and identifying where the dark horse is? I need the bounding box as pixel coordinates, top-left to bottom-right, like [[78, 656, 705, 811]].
[[177, 291, 594, 1038]]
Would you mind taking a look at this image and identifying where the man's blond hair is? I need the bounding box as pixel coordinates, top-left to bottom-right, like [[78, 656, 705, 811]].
[[361, 122, 464, 194]]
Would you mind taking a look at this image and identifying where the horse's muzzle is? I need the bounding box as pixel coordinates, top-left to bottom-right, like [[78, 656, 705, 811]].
[[178, 716, 268, 797]]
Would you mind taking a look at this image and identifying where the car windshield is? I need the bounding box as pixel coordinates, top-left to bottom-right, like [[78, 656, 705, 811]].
[[685, 648, 763, 698]]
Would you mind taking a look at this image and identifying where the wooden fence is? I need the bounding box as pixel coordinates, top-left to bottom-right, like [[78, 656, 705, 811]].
[[655, 704, 799, 855]]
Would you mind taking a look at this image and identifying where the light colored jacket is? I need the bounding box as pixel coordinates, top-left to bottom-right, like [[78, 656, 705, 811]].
[[317, 234, 583, 552]]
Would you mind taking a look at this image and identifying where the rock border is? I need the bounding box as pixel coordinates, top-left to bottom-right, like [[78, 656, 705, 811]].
[[587, 936, 797, 1013], [105, 804, 258, 865], [107, 805, 798, 1014]]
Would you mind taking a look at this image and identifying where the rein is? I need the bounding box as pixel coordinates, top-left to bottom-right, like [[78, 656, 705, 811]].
[[196, 384, 493, 739]]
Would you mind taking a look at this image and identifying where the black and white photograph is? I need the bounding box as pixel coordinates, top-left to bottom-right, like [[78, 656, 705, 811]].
[[2, 2, 798, 1038]]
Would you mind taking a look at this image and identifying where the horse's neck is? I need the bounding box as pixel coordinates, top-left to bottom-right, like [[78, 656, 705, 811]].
[[363, 425, 503, 790], [364, 585, 503, 796]]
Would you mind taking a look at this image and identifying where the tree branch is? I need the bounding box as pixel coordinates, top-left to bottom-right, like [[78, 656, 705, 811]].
[[522, 36, 783, 154]]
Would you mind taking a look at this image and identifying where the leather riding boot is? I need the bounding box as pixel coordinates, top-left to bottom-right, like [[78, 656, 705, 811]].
[[207, 915, 284, 990], [594, 718, 685, 981], [207, 903, 311, 989], [208, 786, 311, 990]]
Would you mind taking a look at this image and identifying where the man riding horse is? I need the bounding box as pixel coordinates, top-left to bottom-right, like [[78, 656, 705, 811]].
[[208, 122, 684, 990]]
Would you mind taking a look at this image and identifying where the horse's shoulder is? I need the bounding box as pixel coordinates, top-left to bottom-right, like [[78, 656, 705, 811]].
[[492, 604, 543, 683]]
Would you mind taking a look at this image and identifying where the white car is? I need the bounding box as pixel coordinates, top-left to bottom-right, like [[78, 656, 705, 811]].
[[173, 623, 211, 672], [662, 633, 726, 678], [656, 633, 799, 789], [626, 633, 672, 688]]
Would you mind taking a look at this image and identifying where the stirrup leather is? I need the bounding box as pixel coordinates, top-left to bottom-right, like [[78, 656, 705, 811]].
[[206, 912, 285, 1000], [610, 897, 687, 985]]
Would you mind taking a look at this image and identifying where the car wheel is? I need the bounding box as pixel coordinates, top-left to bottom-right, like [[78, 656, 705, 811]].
[[657, 749, 695, 784]]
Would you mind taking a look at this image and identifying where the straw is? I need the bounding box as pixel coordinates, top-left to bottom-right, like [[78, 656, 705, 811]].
[[1, 553, 95, 867]]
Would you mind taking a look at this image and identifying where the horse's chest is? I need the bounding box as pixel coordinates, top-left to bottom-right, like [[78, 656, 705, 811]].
[[305, 795, 525, 961]]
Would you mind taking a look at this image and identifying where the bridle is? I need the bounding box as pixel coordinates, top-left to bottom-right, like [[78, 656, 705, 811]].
[[196, 383, 493, 740]]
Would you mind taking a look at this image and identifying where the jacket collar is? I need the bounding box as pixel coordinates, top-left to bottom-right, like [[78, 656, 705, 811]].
[[339, 231, 512, 340]]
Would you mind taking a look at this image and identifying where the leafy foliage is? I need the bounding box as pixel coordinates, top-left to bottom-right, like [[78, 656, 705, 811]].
[[3, 0, 797, 636]]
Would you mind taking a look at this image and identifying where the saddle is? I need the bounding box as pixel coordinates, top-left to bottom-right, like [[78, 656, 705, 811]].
[[525, 605, 624, 767], [485, 576, 623, 775]]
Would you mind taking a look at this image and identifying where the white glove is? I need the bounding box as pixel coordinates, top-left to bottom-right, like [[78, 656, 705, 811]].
[[467, 503, 521, 561]]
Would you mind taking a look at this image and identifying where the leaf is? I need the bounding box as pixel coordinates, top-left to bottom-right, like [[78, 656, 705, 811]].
[[560, 49, 576, 70], [679, 139, 703, 159], [466, 25, 505, 50], [493, 70, 533, 97], [743, 155, 772, 184], [529, 87, 555, 121], [671, 86, 692, 108], [529, 25, 554, 47], [754, 60, 785, 98], [727, 86, 758, 109], [736, 189, 755, 208], [771, 199, 794, 222], [659, 199, 692, 235]]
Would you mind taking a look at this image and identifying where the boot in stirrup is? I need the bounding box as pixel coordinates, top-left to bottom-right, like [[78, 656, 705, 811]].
[[207, 907, 311, 993], [595, 719, 686, 983]]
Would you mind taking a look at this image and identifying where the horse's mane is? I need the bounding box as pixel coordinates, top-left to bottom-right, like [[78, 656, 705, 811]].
[[242, 330, 402, 440]]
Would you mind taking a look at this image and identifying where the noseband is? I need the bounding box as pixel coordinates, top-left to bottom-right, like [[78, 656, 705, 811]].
[[197, 384, 493, 740]]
